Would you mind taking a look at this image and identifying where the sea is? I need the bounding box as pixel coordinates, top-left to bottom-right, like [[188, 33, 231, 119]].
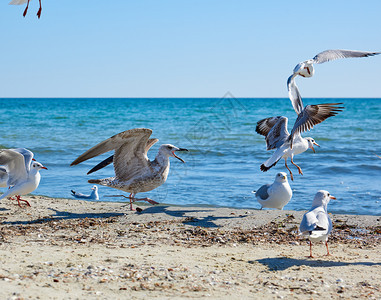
[[0, 97, 380, 216]]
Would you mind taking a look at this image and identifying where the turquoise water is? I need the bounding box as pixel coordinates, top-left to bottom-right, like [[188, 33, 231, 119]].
[[0, 97, 380, 215]]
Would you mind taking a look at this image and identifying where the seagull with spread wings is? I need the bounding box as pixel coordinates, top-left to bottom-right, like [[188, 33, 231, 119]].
[[71, 128, 188, 211], [256, 101, 343, 180], [0, 148, 47, 207], [287, 49, 380, 112]]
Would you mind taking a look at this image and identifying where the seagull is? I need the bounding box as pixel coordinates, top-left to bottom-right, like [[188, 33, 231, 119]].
[[0, 148, 47, 207], [287, 49, 380, 113], [70, 128, 188, 211], [71, 185, 99, 201], [256, 102, 343, 180], [9, 0, 42, 19], [254, 172, 292, 210], [299, 190, 336, 258]]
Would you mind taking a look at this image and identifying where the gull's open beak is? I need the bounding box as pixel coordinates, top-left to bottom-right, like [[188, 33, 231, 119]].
[[330, 195, 336, 200], [172, 148, 188, 163], [311, 142, 320, 153]]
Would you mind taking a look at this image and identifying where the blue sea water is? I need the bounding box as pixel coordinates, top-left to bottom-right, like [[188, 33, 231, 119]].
[[0, 97, 380, 215]]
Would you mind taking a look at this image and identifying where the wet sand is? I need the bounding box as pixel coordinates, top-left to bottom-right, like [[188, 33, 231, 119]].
[[0, 196, 380, 299]]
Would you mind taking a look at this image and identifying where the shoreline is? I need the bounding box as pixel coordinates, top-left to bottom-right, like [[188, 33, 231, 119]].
[[0, 196, 380, 299]]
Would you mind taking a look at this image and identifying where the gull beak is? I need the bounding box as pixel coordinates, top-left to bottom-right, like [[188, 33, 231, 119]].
[[311, 142, 320, 153], [172, 148, 188, 163], [313, 141, 320, 147], [41, 166, 48, 170], [282, 175, 287, 180], [330, 195, 336, 200]]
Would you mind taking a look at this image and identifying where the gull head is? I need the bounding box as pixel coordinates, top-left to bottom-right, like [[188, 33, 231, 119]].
[[31, 161, 48, 171], [306, 137, 320, 153], [275, 172, 288, 183], [91, 185, 98, 191], [312, 190, 336, 207], [159, 144, 189, 163]]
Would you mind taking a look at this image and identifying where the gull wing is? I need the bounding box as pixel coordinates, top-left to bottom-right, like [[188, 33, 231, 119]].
[[289, 103, 344, 147], [86, 138, 158, 175], [257, 116, 289, 150], [0, 149, 28, 186], [312, 49, 380, 64], [255, 184, 270, 200], [12, 148, 34, 173], [287, 74, 304, 115], [9, 0, 28, 5]]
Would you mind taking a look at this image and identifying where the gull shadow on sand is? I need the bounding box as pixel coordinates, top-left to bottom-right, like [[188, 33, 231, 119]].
[[255, 257, 381, 271], [140, 205, 249, 228], [2, 208, 124, 225]]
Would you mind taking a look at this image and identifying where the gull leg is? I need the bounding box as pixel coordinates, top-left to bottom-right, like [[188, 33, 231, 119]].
[[324, 241, 331, 256], [291, 157, 303, 175], [23, 0, 30, 17], [128, 193, 136, 211], [284, 159, 294, 181], [37, 0, 42, 18], [306, 240, 314, 258], [16, 195, 31, 207], [134, 197, 159, 205]]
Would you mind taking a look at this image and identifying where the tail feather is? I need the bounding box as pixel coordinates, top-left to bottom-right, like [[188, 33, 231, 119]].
[[71, 190, 76, 195], [260, 158, 280, 172]]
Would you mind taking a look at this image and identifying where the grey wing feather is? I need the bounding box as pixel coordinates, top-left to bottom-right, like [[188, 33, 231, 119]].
[[256, 116, 283, 137], [312, 49, 380, 64], [299, 210, 318, 233], [289, 103, 344, 147], [264, 117, 290, 150], [287, 74, 304, 115], [71, 128, 153, 166], [12, 148, 34, 173], [255, 184, 270, 200], [0, 149, 28, 186]]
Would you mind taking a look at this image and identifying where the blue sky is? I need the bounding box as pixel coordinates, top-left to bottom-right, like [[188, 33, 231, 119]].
[[1, 0, 381, 98]]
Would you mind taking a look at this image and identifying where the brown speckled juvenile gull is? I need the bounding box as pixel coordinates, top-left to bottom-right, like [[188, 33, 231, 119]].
[[70, 128, 188, 210]]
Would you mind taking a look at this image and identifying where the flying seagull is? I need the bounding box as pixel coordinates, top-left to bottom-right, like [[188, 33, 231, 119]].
[[256, 102, 343, 180], [254, 172, 292, 210], [0, 148, 47, 207], [287, 49, 380, 114], [299, 190, 336, 258], [9, 0, 42, 19], [70, 128, 188, 210]]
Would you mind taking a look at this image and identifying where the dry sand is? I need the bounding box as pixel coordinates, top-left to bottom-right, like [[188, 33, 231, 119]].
[[0, 196, 380, 299]]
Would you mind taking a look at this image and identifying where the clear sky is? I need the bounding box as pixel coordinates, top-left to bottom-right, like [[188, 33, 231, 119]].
[[1, 0, 381, 98]]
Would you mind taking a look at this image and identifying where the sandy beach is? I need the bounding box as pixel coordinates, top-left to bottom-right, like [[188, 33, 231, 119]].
[[0, 196, 380, 299]]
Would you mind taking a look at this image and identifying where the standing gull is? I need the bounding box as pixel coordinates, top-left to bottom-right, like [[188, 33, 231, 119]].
[[255, 172, 292, 210], [299, 190, 336, 258], [9, 0, 42, 18], [0, 148, 47, 207], [287, 49, 380, 113], [256, 101, 343, 180], [71, 185, 99, 201], [70, 128, 188, 211]]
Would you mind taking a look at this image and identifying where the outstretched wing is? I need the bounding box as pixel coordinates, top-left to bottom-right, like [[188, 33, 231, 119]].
[[9, 0, 28, 5], [86, 138, 158, 175], [289, 103, 344, 147], [256, 116, 289, 150], [287, 74, 304, 115], [312, 49, 380, 64], [12, 148, 34, 173], [0, 149, 28, 186]]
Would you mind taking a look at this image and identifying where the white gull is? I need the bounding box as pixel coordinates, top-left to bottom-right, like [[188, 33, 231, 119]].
[[71, 185, 99, 201], [299, 190, 336, 258], [70, 128, 188, 211], [0, 148, 47, 207], [255, 172, 292, 210]]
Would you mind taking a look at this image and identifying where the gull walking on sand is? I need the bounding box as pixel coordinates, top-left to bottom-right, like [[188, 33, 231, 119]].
[[299, 190, 336, 258], [256, 101, 343, 180], [70, 128, 188, 211], [287, 49, 380, 112], [0, 148, 47, 207], [9, 0, 42, 18], [255, 172, 292, 210], [71, 185, 99, 201]]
